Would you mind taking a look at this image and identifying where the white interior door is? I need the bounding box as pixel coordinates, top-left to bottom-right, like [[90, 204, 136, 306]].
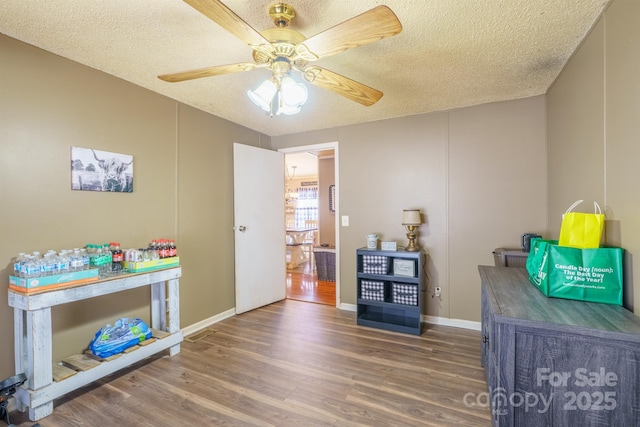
[[233, 143, 286, 314]]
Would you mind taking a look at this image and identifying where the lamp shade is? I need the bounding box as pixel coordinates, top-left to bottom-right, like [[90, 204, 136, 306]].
[[280, 76, 308, 107], [402, 209, 422, 226], [247, 80, 277, 112], [276, 102, 302, 115]]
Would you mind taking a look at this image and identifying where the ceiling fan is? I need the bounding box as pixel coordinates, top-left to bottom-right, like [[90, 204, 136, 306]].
[[158, 1, 402, 114]]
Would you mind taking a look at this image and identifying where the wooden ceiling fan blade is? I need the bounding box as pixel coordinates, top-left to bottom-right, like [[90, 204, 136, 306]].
[[183, 0, 275, 56], [304, 66, 383, 106], [295, 5, 402, 61], [158, 63, 260, 82]]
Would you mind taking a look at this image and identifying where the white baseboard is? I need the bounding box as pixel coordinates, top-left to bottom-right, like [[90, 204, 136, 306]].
[[181, 308, 236, 337], [339, 303, 479, 331], [339, 303, 357, 312], [424, 315, 481, 331]]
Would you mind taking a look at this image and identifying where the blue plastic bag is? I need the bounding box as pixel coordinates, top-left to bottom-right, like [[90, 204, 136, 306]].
[[89, 318, 152, 358]]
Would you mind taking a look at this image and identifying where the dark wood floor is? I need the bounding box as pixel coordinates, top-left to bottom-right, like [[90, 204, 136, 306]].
[[286, 261, 335, 305], [10, 300, 490, 427]]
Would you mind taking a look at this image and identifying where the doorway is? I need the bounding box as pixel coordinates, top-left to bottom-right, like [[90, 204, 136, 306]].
[[280, 143, 339, 307]]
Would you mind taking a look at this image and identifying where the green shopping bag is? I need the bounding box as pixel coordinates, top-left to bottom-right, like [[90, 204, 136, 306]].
[[526, 239, 623, 305]]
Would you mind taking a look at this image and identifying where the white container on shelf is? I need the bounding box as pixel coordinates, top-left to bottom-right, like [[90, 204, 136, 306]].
[[366, 234, 378, 249]]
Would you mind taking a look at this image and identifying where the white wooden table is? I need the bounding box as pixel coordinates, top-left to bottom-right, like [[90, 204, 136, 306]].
[[286, 227, 316, 269], [8, 267, 183, 421]]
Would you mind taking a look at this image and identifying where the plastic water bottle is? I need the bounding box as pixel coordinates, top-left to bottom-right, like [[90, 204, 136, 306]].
[[81, 248, 90, 270], [94, 245, 103, 277], [86, 244, 96, 266], [49, 252, 60, 276], [57, 251, 70, 274], [13, 253, 26, 277], [68, 250, 76, 272], [24, 255, 41, 278], [42, 253, 57, 276], [103, 244, 112, 272], [70, 249, 83, 272], [47, 251, 59, 275], [20, 255, 30, 277], [32, 252, 44, 277]]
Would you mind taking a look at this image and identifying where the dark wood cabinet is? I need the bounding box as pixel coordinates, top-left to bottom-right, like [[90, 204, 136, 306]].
[[356, 248, 425, 335], [479, 265, 640, 426]]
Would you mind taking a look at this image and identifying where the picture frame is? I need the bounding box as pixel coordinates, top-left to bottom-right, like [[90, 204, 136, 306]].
[[393, 259, 415, 277], [381, 241, 397, 251], [329, 184, 336, 213], [71, 146, 134, 192]]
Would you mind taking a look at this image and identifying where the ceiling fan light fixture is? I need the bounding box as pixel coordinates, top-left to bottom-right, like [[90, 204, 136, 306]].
[[276, 100, 301, 116], [280, 76, 308, 107], [248, 74, 308, 116], [247, 79, 277, 111]]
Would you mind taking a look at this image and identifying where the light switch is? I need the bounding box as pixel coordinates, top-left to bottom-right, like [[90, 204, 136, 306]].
[[341, 215, 349, 227]]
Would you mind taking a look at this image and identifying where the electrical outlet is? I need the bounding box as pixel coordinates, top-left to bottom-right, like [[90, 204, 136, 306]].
[[341, 215, 349, 226], [434, 287, 442, 297]]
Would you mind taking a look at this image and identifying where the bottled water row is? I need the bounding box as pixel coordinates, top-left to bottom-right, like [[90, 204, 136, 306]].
[[14, 248, 91, 279], [14, 244, 117, 279]]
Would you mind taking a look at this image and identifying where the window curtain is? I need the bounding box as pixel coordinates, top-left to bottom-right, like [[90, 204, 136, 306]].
[[294, 186, 318, 228]]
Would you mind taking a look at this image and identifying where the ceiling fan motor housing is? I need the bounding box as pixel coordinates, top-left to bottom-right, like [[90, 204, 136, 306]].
[[269, 3, 295, 28], [272, 57, 291, 78], [253, 27, 307, 65]]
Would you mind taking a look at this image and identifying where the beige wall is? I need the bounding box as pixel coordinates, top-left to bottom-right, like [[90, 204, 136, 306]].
[[449, 99, 548, 316], [547, 0, 640, 311], [0, 35, 267, 379], [177, 105, 269, 325], [318, 157, 336, 246], [272, 98, 548, 321]]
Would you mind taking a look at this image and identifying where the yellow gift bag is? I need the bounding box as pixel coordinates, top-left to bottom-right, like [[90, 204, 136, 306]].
[[558, 200, 604, 249]]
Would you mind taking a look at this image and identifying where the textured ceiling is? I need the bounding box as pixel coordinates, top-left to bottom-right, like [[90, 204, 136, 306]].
[[1, 0, 609, 137]]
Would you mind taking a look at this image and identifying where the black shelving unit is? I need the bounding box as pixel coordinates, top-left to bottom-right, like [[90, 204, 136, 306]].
[[356, 247, 426, 335]]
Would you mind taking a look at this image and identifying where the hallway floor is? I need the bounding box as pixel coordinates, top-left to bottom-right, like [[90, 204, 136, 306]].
[[286, 261, 335, 305]]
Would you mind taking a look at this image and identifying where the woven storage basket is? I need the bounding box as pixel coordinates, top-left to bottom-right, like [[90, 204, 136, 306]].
[[391, 283, 418, 305], [360, 280, 385, 301], [362, 255, 391, 275]]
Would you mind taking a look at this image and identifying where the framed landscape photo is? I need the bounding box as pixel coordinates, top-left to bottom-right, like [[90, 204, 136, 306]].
[[71, 147, 133, 192]]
